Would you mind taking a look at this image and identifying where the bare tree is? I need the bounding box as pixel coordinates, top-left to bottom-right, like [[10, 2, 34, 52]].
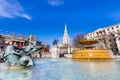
[[72, 34, 86, 48]]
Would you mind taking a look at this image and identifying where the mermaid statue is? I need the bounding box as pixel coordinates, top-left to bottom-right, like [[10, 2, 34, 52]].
[[2, 41, 43, 68]]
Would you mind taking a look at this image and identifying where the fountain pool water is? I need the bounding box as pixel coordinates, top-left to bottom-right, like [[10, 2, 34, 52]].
[[0, 58, 120, 80]]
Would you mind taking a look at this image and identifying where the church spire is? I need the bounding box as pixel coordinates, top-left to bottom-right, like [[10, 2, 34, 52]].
[[64, 23, 67, 33], [63, 23, 70, 44]]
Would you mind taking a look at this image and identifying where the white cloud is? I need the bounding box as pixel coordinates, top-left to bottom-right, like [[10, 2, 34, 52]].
[[48, 0, 64, 6], [0, 0, 32, 20], [21, 14, 32, 20]]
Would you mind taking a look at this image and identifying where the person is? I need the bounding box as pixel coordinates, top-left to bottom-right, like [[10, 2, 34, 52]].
[[44, 48, 49, 53], [38, 50, 42, 58], [18, 43, 23, 48]]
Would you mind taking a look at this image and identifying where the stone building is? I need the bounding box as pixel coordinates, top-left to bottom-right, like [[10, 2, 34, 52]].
[[58, 23, 72, 54], [0, 33, 27, 50], [0, 35, 6, 53], [85, 24, 120, 55], [50, 23, 73, 58], [28, 35, 37, 42]]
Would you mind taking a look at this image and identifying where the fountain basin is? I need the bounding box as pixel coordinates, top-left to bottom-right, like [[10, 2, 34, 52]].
[[72, 39, 116, 61], [9, 66, 25, 69], [72, 49, 115, 61]]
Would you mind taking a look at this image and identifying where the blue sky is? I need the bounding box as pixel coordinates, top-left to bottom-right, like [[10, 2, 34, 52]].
[[0, 0, 120, 46]]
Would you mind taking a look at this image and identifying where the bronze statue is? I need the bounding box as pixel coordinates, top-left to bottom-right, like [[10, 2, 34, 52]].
[[2, 41, 43, 67]]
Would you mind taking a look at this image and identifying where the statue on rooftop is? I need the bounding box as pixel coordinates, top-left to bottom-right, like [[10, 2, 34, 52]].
[[2, 41, 43, 68]]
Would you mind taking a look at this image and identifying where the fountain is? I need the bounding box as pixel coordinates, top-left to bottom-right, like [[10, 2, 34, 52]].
[[72, 39, 115, 60], [2, 41, 43, 68], [50, 46, 60, 58]]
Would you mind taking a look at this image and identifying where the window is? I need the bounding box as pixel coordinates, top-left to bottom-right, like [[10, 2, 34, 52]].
[[2, 41, 5, 44], [109, 39, 111, 42], [116, 26, 119, 28], [110, 44, 112, 47], [116, 48, 118, 52], [115, 44, 117, 47], [114, 38, 116, 41]]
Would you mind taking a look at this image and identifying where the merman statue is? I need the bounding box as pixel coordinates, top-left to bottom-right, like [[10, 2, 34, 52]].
[[2, 41, 43, 68]]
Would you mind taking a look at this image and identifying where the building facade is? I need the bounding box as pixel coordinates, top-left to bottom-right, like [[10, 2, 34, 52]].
[[0, 34, 27, 50], [58, 23, 72, 54], [85, 24, 120, 55], [50, 23, 73, 58]]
